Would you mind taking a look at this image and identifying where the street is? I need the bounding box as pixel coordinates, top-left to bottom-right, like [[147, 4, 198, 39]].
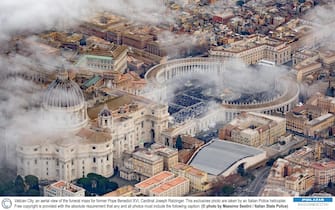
[[240, 166, 271, 196]]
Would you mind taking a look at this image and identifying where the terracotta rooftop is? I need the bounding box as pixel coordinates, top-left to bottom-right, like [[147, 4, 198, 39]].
[[50, 180, 84, 193], [135, 171, 174, 189], [150, 176, 188, 194], [87, 95, 134, 119]]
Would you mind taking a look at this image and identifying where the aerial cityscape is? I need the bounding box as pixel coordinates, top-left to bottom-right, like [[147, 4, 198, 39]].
[[1, 0, 335, 198]]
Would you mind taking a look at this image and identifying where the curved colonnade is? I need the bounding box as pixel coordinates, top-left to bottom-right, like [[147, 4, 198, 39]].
[[145, 57, 299, 123]]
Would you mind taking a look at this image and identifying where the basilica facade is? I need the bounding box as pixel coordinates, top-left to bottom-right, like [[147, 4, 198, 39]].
[[15, 70, 169, 181]]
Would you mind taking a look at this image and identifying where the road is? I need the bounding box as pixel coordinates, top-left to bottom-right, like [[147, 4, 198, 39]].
[[241, 166, 271, 196]]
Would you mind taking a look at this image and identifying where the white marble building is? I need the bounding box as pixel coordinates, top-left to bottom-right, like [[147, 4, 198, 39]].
[[15, 70, 169, 181]]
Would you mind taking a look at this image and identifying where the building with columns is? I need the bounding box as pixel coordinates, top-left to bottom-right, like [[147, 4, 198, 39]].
[[15, 69, 169, 182]]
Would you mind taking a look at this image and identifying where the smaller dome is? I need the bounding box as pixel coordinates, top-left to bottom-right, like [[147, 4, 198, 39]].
[[99, 104, 111, 117]]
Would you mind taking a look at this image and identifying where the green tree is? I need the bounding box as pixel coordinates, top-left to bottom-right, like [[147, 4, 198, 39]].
[[107, 181, 118, 192], [78, 173, 119, 195], [176, 135, 183, 150], [237, 164, 245, 177], [25, 175, 39, 190], [328, 179, 333, 188], [221, 185, 235, 196], [14, 175, 25, 194], [0, 182, 14, 196], [236, 0, 245, 6], [77, 178, 91, 191], [26, 189, 40, 196]]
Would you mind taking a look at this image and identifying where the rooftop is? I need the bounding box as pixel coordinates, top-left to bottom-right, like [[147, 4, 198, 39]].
[[189, 139, 264, 176], [50, 180, 84, 193], [311, 161, 335, 171], [102, 185, 134, 196], [151, 143, 178, 157], [172, 162, 207, 177], [135, 171, 174, 189], [306, 113, 334, 126], [150, 176, 188, 194], [132, 150, 163, 163]]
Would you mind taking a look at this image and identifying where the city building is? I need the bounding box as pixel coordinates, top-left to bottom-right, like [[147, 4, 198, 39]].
[[311, 161, 335, 186], [132, 150, 164, 181], [284, 170, 315, 195], [44, 180, 85, 197], [149, 176, 190, 197], [102, 185, 134, 197], [120, 144, 177, 181], [134, 171, 175, 195], [15, 69, 169, 182], [286, 105, 335, 138], [209, 35, 291, 65], [293, 57, 322, 83], [170, 162, 210, 192], [76, 39, 128, 74], [309, 93, 335, 114], [292, 49, 335, 83], [219, 112, 286, 147], [188, 139, 266, 177], [151, 143, 178, 171], [265, 158, 314, 195], [324, 140, 335, 160]]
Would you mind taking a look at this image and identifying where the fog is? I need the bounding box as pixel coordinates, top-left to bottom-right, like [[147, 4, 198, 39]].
[[0, 0, 168, 43], [0, 0, 169, 168], [304, 4, 335, 48], [163, 59, 288, 103]]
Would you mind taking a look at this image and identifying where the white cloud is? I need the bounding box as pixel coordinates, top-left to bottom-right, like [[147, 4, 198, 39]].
[[0, 0, 168, 43]]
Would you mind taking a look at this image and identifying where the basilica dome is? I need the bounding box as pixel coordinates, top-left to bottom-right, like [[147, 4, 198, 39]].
[[43, 69, 88, 131], [43, 70, 84, 109]]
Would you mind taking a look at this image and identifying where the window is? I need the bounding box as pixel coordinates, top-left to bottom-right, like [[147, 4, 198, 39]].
[[34, 148, 38, 152], [106, 144, 109, 148], [93, 157, 96, 163], [92, 146, 96, 150], [107, 155, 109, 161]]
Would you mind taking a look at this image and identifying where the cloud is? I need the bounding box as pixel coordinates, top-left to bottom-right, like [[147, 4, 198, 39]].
[[157, 31, 208, 58], [303, 4, 335, 48], [164, 59, 288, 100], [0, 0, 168, 43]]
